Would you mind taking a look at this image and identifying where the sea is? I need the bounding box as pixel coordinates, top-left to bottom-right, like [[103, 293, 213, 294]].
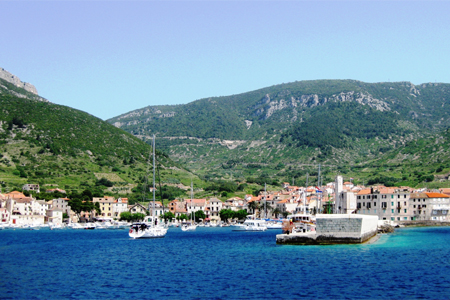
[[0, 226, 449, 300]]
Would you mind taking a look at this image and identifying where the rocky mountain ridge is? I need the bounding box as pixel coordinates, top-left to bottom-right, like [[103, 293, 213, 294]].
[[0, 68, 39, 95]]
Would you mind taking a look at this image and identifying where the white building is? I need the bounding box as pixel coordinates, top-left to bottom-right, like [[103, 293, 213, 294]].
[[113, 197, 129, 218], [46, 208, 63, 224]]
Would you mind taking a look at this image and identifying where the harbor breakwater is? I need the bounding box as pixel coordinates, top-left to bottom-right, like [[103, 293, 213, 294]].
[[276, 214, 379, 245]]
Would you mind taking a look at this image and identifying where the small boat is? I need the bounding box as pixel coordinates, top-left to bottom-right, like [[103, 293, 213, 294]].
[[232, 216, 267, 231], [84, 223, 96, 230], [181, 221, 197, 231], [129, 216, 167, 238]]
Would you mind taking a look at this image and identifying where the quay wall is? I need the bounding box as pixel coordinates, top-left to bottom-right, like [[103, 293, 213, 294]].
[[277, 214, 378, 245]]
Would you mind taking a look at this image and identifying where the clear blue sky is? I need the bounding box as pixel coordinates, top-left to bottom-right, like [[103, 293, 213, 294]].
[[1, 1, 449, 120]]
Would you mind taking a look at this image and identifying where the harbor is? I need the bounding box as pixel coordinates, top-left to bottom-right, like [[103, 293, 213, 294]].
[[1, 225, 449, 299]]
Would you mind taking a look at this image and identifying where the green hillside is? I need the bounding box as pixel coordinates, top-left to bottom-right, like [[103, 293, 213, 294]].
[[108, 80, 450, 187], [0, 78, 198, 203]]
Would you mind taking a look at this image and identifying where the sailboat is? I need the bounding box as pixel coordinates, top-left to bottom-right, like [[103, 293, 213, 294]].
[[129, 135, 168, 239], [181, 180, 197, 231]]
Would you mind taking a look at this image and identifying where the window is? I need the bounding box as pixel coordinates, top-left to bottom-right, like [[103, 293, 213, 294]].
[[404, 209, 407, 213], [391, 202, 394, 206], [382, 202, 387, 208], [391, 209, 394, 213], [374, 202, 377, 207], [363, 202, 366, 207]]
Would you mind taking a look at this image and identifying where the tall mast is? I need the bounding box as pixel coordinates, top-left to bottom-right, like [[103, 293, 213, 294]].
[[264, 183, 267, 219], [317, 163, 321, 214], [152, 135, 156, 225], [304, 173, 309, 214], [191, 179, 193, 223]]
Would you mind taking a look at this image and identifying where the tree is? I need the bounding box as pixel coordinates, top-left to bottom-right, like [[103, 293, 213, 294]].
[[234, 209, 248, 221], [247, 201, 259, 215], [219, 209, 235, 222], [194, 210, 206, 222], [176, 213, 188, 221], [120, 211, 132, 222], [272, 208, 282, 219], [131, 213, 146, 222], [162, 211, 175, 222]]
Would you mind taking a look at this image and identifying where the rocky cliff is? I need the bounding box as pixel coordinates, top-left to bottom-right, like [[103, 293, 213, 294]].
[[0, 68, 38, 95]]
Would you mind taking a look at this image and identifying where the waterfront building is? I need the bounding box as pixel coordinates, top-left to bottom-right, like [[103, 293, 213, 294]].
[[356, 186, 412, 221], [113, 197, 128, 218], [186, 198, 207, 215], [410, 192, 450, 221], [46, 208, 63, 224], [225, 197, 245, 211], [168, 199, 187, 219], [207, 198, 222, 222], [93, 196, 116, 217], [148, 201, 164, 217], [51, 198, 71, 216], [339, 191, 357, 214], [0, 207, 10, 222]]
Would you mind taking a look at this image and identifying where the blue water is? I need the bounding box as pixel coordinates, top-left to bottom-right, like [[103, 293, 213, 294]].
[[1, 226, 450, 299]]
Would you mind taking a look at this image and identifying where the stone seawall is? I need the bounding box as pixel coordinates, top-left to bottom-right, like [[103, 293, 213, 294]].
[[276, 214, 378, 245]]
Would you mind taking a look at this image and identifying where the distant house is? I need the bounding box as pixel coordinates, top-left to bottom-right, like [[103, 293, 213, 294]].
[[22, 184, 40, 193], [168, 200, 187, 218], [128, 203, 148, 215], [46, 188, 66, 194]]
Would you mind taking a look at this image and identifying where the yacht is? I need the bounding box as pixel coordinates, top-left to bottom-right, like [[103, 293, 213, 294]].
[[129, 135, 167, 239]]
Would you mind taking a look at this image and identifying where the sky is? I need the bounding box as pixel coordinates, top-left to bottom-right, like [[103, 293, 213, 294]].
[[1, 1, 450, 120]]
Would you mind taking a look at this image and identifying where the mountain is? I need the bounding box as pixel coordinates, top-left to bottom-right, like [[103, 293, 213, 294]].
[[107, 80, 450, 188], [0, 72, 194, 203]]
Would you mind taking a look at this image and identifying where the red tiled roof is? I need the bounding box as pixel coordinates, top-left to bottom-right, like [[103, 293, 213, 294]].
[[425, 192, 450, 198]]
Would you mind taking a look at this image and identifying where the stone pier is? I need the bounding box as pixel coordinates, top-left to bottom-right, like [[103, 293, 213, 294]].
[[276, 214, 378, 245]]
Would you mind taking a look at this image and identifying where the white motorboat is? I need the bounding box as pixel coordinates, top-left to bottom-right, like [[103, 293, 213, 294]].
[[181, 221, 197, 231], [266, 221, 283, 229], [67, 223, 84, 229], [49, 223, 65, 230], [129, 135, 167, 239], [232, 216, 267, 231], [129, 216, 167, 238]]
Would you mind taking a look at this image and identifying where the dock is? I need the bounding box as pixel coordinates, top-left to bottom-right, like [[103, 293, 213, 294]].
[[276, 214, 378, 245]]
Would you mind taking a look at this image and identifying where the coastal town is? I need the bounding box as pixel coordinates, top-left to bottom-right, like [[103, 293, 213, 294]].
[[1, 175, 449, 229]]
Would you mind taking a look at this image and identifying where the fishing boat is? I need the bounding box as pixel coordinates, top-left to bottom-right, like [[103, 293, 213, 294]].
[[129, 135, 167, 239]]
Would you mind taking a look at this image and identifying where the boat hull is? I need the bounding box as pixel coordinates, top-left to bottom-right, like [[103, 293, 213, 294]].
[[129, 226, 167, 239]]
